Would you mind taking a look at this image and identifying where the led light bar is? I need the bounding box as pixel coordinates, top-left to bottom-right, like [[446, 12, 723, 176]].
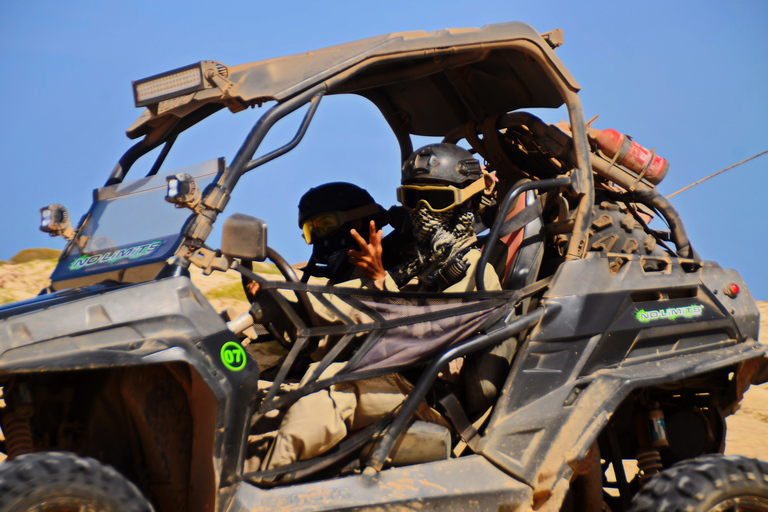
[[133, 62, 207, 107]]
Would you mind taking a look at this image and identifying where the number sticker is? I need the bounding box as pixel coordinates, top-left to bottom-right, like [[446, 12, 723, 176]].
[[220, 341, 247, 372]]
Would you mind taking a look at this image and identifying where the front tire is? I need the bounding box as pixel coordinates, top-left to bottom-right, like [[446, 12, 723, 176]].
[[629, 454, 768, 512], [0, 451, 154, 512]]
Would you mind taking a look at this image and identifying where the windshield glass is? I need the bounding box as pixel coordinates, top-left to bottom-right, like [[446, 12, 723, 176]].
[[50, 159, 221, 284]]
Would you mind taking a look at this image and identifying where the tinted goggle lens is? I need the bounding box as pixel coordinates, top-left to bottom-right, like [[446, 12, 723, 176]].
[[301, 212, 342, 244], [397, 187, 459, 212]]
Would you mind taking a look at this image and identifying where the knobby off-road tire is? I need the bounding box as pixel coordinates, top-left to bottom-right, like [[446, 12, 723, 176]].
[[0, 451, 154, 512], [629, 454, 768, 512], [550, 201, 668, 272], [588, 202, 662, 257]]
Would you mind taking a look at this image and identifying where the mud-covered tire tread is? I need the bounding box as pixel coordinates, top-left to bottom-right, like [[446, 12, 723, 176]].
[[629, 454, 768, 512], [0, 451, 153, 512], [589, 202, 662, 256]]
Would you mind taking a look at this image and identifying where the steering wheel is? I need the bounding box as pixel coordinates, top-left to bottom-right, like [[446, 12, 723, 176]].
[[240, 247, 318, 351]]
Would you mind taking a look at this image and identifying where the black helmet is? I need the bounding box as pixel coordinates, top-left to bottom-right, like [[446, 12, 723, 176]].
[[401, 143, 481, 186], [298, 182, 383, 230], [298, 183, 386, 279], [398, 144, 488, 213]]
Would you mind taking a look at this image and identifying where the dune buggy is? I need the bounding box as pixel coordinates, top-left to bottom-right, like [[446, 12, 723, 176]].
[[0, 21, 766, 512]]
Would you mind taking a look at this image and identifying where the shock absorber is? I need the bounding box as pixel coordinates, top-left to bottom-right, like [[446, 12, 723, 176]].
[[2, 406, 34, 458], [636, 403, 668, 483], [636, 450, 663, 483], [1, 382, 35, 459]]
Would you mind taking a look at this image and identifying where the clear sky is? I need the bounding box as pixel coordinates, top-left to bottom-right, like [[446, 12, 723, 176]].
[[1, 1, 766, 298]]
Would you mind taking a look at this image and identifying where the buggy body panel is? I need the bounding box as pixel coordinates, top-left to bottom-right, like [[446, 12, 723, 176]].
[[479, 253, 762, 493], [0, 276, 260, 511]]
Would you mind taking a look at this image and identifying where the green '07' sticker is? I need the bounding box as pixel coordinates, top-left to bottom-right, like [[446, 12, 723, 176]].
[[220, 342, 247, 372]]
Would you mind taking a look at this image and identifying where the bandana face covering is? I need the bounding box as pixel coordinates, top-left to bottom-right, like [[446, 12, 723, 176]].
[[307, 228, 356, 279], [390, 204, 475, 288]]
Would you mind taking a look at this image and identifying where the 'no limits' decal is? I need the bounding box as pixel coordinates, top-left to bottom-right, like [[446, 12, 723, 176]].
[[69, 241, 163, 271], [636, 305, 704, 323]]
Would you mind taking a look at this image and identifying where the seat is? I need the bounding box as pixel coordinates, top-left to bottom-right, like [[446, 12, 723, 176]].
[[462, 186, 545, 417], [485, 187, 545, 291]]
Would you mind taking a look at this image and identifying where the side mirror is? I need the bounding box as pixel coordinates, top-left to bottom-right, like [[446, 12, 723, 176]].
[[221, 213, 268, 261]]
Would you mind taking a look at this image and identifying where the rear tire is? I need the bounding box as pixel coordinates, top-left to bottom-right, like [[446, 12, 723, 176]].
[[0, 451, 153, 512], [629, 454, 768, 512]]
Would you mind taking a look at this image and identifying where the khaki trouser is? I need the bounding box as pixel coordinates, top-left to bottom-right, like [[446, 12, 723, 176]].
[[262, 365, 445, 470]]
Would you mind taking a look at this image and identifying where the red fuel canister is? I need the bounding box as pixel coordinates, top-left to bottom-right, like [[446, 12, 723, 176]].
[[588, 127, 669, 185]]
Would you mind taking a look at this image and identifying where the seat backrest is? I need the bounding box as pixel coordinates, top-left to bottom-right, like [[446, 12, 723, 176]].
[[484, 188, 544, 290], [502, 189, 545, 290]]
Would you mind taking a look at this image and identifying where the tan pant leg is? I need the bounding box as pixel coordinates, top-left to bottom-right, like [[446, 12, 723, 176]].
[[350, 374, 409, 429], [266, 372, 447, 470], [352, 373, 448, 429], [264, 381, 357, 470]]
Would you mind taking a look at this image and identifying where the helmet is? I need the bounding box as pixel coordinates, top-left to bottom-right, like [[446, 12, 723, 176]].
[[398, 144, 486, 213], [298, 182, 381, 227], [298, 182, 384, 243], [297, 183, 386, 278], [401, 143, 481, 186]]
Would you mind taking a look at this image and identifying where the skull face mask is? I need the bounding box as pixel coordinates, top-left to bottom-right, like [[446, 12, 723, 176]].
[[390, 203, 475, 288]]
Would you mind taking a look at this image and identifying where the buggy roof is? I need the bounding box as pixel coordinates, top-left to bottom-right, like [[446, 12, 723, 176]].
[[127, 21, 580, 140]]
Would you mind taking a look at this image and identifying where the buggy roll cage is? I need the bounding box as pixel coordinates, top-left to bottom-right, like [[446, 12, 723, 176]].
[[233, 258, 552, 482], [103, 21, 699, 274], [109, 22, 598, 269]]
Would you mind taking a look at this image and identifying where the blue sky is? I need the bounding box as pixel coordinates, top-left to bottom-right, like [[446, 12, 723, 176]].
[[1, 1, 766, 298]]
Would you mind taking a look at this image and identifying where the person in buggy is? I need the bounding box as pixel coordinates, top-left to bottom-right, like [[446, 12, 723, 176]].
[[297, 182, 391, 284], [367, 142, 500, 292], [252, 143, 506, 471], [246, 181, 389, 296]]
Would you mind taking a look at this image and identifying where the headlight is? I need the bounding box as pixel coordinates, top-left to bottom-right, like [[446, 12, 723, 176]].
[[132, 61, 229, 107]]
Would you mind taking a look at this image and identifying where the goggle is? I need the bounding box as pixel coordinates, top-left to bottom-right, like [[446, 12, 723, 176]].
[[396, 175, 487, 213], [301, 203, 380, 244]]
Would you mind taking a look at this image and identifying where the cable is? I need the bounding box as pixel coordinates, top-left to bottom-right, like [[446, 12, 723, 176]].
[[667, 149, 768, 198]]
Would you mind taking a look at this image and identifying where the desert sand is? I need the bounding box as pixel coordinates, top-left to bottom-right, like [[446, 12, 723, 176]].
[[725, 301, 768, 458]]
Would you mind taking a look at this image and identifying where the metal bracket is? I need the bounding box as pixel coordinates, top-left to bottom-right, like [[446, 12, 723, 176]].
[[189, 247, 231, 275]]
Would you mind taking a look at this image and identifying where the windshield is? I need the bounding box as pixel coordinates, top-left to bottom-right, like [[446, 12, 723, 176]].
[[49, 159, 221, 286]]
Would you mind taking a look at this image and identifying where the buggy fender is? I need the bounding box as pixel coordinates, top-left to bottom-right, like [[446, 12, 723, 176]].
[[476, 255, 763, 509], [0, 275, 260, 502], [0, 330, 260, 496], [478, 340, 765, 503]]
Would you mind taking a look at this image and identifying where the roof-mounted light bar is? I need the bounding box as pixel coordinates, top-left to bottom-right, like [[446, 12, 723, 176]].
[[132, 61, 228, 107]]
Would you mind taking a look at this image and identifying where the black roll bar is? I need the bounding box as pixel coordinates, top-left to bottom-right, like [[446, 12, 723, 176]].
[[242, 92, 324, 173], [220, 85, 327, 193], [364, 305, 552, 473]]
